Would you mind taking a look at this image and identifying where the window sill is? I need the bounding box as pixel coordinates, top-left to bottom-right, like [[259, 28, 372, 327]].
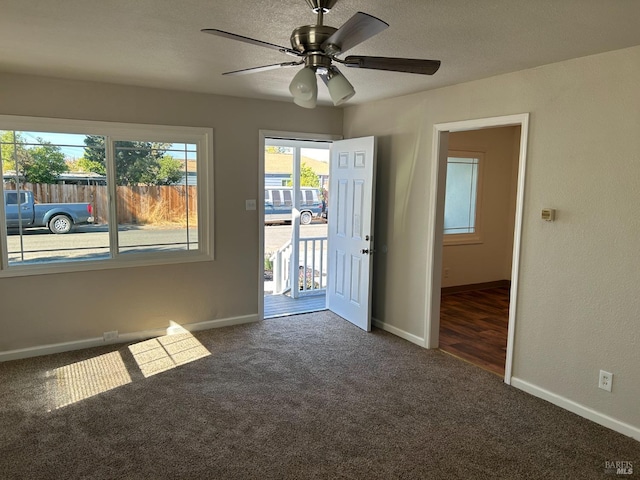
[[0, 251, 214, 278]]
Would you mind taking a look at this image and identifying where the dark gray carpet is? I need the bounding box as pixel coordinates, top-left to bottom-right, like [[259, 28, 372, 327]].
[[1, 311, 638, 479]]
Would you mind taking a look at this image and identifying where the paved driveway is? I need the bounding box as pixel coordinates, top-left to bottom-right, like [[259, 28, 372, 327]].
[[264, 223, 328, 254]]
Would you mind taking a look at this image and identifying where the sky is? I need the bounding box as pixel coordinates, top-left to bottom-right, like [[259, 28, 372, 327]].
[[7, 131, 87, 159], [3, 130, 329, 164], [2, 131, 196, 161]]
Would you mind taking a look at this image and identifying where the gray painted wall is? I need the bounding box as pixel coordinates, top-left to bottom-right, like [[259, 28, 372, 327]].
[[343, 45, 640, 433], [0, 73, 342, 351]]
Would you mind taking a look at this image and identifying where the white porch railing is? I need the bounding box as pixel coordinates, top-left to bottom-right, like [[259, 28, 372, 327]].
[[271, 240, 293, 294], [298, 236, 327, 296], [270, 236, 327, 296]]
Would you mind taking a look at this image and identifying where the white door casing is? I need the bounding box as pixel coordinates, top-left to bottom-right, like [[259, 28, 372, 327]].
[[427, 114, 530, 384], [327, 136, 377, 331]]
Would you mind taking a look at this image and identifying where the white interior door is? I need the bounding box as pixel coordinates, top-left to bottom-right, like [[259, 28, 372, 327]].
[[327, 136, 377, 331]]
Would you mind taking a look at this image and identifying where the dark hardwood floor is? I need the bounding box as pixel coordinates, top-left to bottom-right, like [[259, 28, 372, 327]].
[[439, 286, 510, 376]]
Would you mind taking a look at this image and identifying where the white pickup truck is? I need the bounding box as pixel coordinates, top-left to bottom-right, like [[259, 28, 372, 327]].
[[4, 190, 94, 234]]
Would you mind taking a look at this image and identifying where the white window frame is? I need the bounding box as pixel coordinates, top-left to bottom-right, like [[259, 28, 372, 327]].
[[0, 114, 214, 277], [443, 150, 484, 246]]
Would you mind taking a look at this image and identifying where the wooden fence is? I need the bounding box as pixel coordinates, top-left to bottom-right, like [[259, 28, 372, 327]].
[[4, 182, 198, 226]]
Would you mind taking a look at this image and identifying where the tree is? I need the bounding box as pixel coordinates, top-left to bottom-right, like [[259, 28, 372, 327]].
[[82, 135, 182, 185], [23, 141, 68, 184], [1, 132, 67, 183], [286, 162, 320, 188], [300, 163, 320, 188], [155, 156, 184, 185], [83, 135, 107, 169], [76, 156, 106, 175], [1, 131, 29, 175]]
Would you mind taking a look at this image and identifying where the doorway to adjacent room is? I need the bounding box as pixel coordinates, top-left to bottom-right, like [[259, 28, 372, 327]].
[[426, 114, 530, 383]]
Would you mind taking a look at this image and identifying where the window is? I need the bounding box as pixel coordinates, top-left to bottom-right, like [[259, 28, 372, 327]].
[[303, 190, 314, 206], [272, 190, 282, 207], [282, 190, 292, 207], [5, 192, 27, 205], [0, 115, 213, 276], [443, 151, 483, 245]]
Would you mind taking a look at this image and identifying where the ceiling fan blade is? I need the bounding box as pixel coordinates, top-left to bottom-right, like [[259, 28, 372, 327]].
[[223, 61, 303, 76], [201, 29, 302, 57], [343, 56, 441, 75], [322, 12, 388, 55]]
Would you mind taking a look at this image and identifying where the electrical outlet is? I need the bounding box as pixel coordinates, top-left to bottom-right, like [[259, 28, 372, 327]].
[[598, 370, 613, 392], [103, 330, 119, 342]]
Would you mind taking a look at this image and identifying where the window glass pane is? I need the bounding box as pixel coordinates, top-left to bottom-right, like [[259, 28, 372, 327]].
[[5, 192, 26, 205], [444, 157, 479, 235], [304, 190, 314, 205], [272, 191, 281, 207], [2, 131, 109, 265], [283, 190, 292, 206], [114, 140, 198, 254]]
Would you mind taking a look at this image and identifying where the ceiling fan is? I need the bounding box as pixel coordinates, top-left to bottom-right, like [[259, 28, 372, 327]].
[[201, 0, 441, 108]]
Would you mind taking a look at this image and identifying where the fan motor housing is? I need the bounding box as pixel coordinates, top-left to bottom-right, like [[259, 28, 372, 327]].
[[290, 25, 337, 53], [305, 0, 339, 13]]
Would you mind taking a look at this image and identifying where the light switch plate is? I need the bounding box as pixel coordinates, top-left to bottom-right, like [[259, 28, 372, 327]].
[[245, 199, 257, 211]]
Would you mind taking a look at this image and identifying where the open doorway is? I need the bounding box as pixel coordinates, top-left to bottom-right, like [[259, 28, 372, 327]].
[[258, 132, 378, 331], [438, 126, 521, 376], [426, 114, 530, 384], [260, 135, 333, 319]]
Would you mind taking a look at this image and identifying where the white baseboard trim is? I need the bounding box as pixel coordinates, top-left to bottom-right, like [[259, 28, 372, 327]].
[[174, 314, 259, 333], [511, 377, 640, 442], [372, 318, 425, 347], [0, 314, 259, 363], [0, 336, 106, 363]]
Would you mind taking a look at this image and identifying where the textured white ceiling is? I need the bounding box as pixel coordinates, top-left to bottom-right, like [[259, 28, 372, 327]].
[[2, 0, 640, 107]]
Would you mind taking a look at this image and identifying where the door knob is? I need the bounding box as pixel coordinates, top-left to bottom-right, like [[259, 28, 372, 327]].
[[361, 249, 376, 255]]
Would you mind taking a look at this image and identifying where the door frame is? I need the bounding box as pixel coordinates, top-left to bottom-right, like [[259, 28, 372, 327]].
[[258, 130, 341, 321], [424, 114, 530, 385]]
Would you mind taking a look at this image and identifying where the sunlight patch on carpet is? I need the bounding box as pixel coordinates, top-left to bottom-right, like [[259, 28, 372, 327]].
[[43, 325, 210, 410], [46, 351, 132, 410], [128, 332, 211, 378]]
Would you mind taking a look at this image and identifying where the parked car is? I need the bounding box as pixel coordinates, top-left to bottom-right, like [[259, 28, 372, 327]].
[[321, 188, 328, 220], [265, 187, 324, 225], [4, 190, 94, 234]]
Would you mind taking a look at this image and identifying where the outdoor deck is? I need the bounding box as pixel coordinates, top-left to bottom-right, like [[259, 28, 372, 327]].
[[264, 292, 327, 319]]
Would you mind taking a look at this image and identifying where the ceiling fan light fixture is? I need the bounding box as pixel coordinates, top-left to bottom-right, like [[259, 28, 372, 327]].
[[326, 68, 355, 106], [293, 96, 318, 109], [289, 67, 318, 108]]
